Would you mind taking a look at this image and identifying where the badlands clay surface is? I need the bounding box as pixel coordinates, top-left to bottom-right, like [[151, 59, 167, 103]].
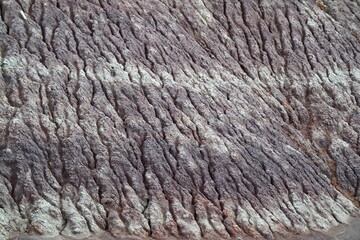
[[1, 0, 360, 239]]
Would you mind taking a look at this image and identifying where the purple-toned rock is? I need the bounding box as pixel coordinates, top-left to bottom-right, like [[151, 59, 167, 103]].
[[0, 0, 360, 239]]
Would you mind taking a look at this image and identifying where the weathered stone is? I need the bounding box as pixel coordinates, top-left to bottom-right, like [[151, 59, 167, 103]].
[[0, 0, 360, 239]]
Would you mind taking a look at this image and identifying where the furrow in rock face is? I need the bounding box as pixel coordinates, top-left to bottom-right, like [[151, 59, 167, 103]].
[[0, 0, 360, 239]]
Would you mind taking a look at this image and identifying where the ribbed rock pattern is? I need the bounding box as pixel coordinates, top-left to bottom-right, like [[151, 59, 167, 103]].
[[0, 0, 360, 239]]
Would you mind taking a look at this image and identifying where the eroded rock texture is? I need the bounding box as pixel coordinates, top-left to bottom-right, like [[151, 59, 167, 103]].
[[1, 0, 360, 239]]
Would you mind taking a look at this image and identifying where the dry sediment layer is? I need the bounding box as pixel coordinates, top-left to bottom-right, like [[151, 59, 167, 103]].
[[1, 0, 360, 239]]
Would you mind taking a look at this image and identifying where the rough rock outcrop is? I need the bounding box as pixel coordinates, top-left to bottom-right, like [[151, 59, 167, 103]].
[[1, 0, 360, 239]]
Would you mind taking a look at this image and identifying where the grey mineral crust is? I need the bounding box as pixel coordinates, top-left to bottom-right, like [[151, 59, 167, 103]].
[[1, 0, 360, 239]]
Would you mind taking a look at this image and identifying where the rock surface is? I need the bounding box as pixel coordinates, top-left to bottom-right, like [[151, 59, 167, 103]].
[[1, 0, 360, 239]]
